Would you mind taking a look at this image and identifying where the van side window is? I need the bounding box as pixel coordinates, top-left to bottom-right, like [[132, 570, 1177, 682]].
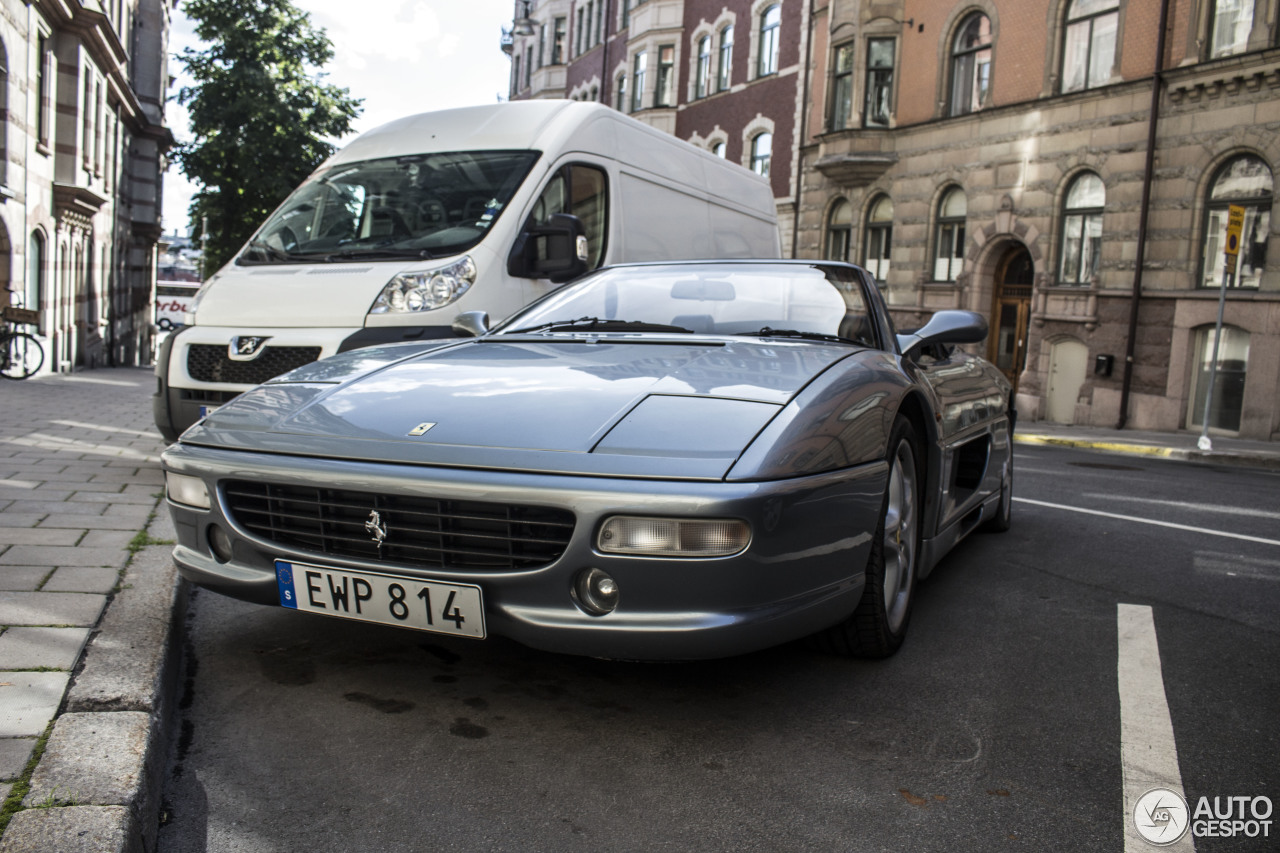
[[529, 164, 609, 269]]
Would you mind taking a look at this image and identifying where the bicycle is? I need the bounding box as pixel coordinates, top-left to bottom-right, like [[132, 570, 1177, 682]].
[[1, 304, 45, 380]]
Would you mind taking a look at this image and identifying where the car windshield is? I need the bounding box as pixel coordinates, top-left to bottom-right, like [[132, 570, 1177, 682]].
[[238, 151, 540, 264], [498, 263, 879, 346]]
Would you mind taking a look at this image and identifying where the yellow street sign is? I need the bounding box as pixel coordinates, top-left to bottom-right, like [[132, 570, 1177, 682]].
[[1224, 204, 1245, 257]]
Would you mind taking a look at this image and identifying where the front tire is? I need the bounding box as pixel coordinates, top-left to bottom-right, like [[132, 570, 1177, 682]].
[[1, 332, 44, 379], [813, 415, 922, 658]]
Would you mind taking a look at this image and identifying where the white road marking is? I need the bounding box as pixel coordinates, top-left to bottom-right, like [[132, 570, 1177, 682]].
[[1080, 493, 1280, 522], [1118, 604, 1195, 851], [1013, 497, 1280, 547], [50, 419, 160, 439], [51, 376, 143, 387]]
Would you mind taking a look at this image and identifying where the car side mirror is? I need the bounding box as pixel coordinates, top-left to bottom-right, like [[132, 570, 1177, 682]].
[[451, 311, 490, 337], [896, 310, 988, 360], [506, 213, 590, 284]]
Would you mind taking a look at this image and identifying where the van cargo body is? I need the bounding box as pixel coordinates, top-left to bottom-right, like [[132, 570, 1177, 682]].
[[154, 101, 781, 441]]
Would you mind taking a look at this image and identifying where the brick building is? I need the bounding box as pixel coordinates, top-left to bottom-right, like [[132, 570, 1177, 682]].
[[0, 0, 174, 376], [505, 0, 1280, 442]]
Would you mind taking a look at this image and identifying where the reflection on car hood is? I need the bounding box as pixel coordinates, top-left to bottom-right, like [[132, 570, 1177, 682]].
[[181, 337, 854, 479]]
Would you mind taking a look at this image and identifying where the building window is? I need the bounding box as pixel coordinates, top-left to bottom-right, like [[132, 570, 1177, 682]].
[[576, 7, 585, 57], [1201, 155, 1271, 289], [622, 0, 631, 28], [656, 45, 675, 106], [616, 73, 627, 112], [552, 17, 566, 64], [1209, 0, 1253, 58], [758, 5, 781, 77], [538, 23, 546, 68], [934, 187, 967, 281], [696, 36, 712, 99], [524, 46, 533, 87], [37, 35, 53, 147], [632, 51, 647, 112], [863, 195, 893, 282], [825, 200, 852, 261], [27, 231, 45, 314], [513, 55, 521, 95], [949, 13, 992, 117], [718, 25, 734, 91], [750, 132, 772, 177], [830, 42, 854, 130], [1062, 0, 1118, 92], [864, 38, 894, 128], [1188, 325, 1250, 433], [712, 141, 726, 158], [596, 0, 605, 44], [1059, 172, 1104, 285]]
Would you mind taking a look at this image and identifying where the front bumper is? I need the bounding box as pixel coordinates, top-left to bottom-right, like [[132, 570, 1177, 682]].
[[163, 443, 888, 660]]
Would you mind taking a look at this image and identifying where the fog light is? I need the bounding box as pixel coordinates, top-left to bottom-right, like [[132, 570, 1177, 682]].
[[573, 568, 619, 616], [208, 525, 234, 563]]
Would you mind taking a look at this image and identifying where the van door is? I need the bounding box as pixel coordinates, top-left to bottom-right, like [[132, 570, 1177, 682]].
[[519, 162, 610, 304]]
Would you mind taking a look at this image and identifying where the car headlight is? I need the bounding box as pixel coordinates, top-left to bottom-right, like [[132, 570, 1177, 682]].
[[597, 517, 750, 557], [368, 256, 477, 314], [166, 472, 210, 509]]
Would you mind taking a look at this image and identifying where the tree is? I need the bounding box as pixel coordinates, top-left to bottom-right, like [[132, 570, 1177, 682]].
[[177, 0, 361, 274]]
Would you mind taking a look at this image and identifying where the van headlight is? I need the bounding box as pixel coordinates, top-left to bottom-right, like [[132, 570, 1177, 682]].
[[369, 256, 477, 314]]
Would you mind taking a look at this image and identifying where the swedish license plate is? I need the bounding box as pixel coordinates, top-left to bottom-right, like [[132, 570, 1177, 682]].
[[275, 560, 485, 640]]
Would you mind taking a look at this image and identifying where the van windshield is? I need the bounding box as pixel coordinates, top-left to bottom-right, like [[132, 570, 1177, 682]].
[[238, 151, 540, 264]]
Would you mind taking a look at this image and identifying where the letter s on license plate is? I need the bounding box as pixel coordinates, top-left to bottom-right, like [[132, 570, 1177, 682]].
[[275, 560, 485, 640]]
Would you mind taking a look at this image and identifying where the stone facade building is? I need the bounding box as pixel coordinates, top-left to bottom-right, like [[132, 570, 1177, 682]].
[[507, 0, 1278, 441], [1, 0, 174, 376]]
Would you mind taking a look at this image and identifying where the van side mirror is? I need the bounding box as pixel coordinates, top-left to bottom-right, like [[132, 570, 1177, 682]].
[[896, 310, 989, 360], [451, 311, 490, 337], [506, 213, 590, 284]]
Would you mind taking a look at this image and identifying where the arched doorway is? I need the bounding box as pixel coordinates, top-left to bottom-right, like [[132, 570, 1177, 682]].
[[989, 245, 1033, 392]]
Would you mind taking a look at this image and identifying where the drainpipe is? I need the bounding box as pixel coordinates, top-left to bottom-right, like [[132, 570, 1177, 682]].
[[790, 0, 816, 259], [1117, 0, 1171, 429]]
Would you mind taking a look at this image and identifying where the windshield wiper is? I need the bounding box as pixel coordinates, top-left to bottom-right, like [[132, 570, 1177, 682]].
[[506, 316, 694, 335], [735, 327, 860, 345], [240, 240, 311, 263], [322, 248, 441, 262]]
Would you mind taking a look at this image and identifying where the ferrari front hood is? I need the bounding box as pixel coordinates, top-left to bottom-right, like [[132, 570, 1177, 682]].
[[180, 337, 852, 479]]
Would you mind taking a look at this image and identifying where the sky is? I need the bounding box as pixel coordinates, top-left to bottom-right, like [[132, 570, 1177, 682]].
[[163, 0, 516, 237]]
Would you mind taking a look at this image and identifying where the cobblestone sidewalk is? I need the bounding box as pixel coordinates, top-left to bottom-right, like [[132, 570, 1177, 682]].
[[0, 369, 165, 822]]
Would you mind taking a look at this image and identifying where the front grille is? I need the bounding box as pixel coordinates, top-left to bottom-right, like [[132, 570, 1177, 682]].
[[187, 345, 321, 384], [179, 388, 241, 405], [223, 481, 576, 570]]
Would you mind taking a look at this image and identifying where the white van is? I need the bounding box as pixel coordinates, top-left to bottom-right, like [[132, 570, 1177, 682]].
[[153, 100, 780, 440]]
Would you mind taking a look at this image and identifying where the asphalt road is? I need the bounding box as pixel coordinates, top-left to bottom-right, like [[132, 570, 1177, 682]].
[[156, 444, 1280, 852]]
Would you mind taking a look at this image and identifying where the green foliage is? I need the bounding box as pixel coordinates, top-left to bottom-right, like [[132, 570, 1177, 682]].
[[177, 0, 362, 274]]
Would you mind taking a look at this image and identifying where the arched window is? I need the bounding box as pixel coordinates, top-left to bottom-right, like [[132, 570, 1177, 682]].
[[718, 25, 734, 91], [863, 195, 893, 282], [750, 132, 772, 177], [934, 187, 966, 281], [1062, 0, 1118, 92], [758, 5, 780, 77], [825, 200, 852, 261], [1209, 0, 1253, 58], [1188, 325, 1250, 433], [1201, 155, 1271, 289], [696, 35, 712, 99], [712, 141, 726, 158], [27, 231, 45, 315], [949, 13, 992, 116], [615, 73, 627, 112], [1060, 172, 1105, 285]]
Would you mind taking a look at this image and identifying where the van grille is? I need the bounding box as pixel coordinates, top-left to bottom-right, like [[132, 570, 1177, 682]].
[[223, 481, 576, 570], [186, 345, 321, 384]]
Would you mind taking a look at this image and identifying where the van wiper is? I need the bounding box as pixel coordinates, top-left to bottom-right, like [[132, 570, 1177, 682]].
[[322, 248, 441, 262], [735, 327, 858, 345], [240, 240, 311, 263], [506, 317, 694, 334]]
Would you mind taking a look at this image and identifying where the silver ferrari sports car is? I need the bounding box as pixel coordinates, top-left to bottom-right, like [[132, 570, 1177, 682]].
[[162, 260, 1013, 660]]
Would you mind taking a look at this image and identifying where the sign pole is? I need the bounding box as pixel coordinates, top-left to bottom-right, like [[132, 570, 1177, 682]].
[[1198, 204, 1245, 452]]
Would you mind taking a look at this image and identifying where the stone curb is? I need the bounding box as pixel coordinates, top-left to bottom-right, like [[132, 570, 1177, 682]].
[[1014, 433, 1280, 471], [0, 509, 186, 853]]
